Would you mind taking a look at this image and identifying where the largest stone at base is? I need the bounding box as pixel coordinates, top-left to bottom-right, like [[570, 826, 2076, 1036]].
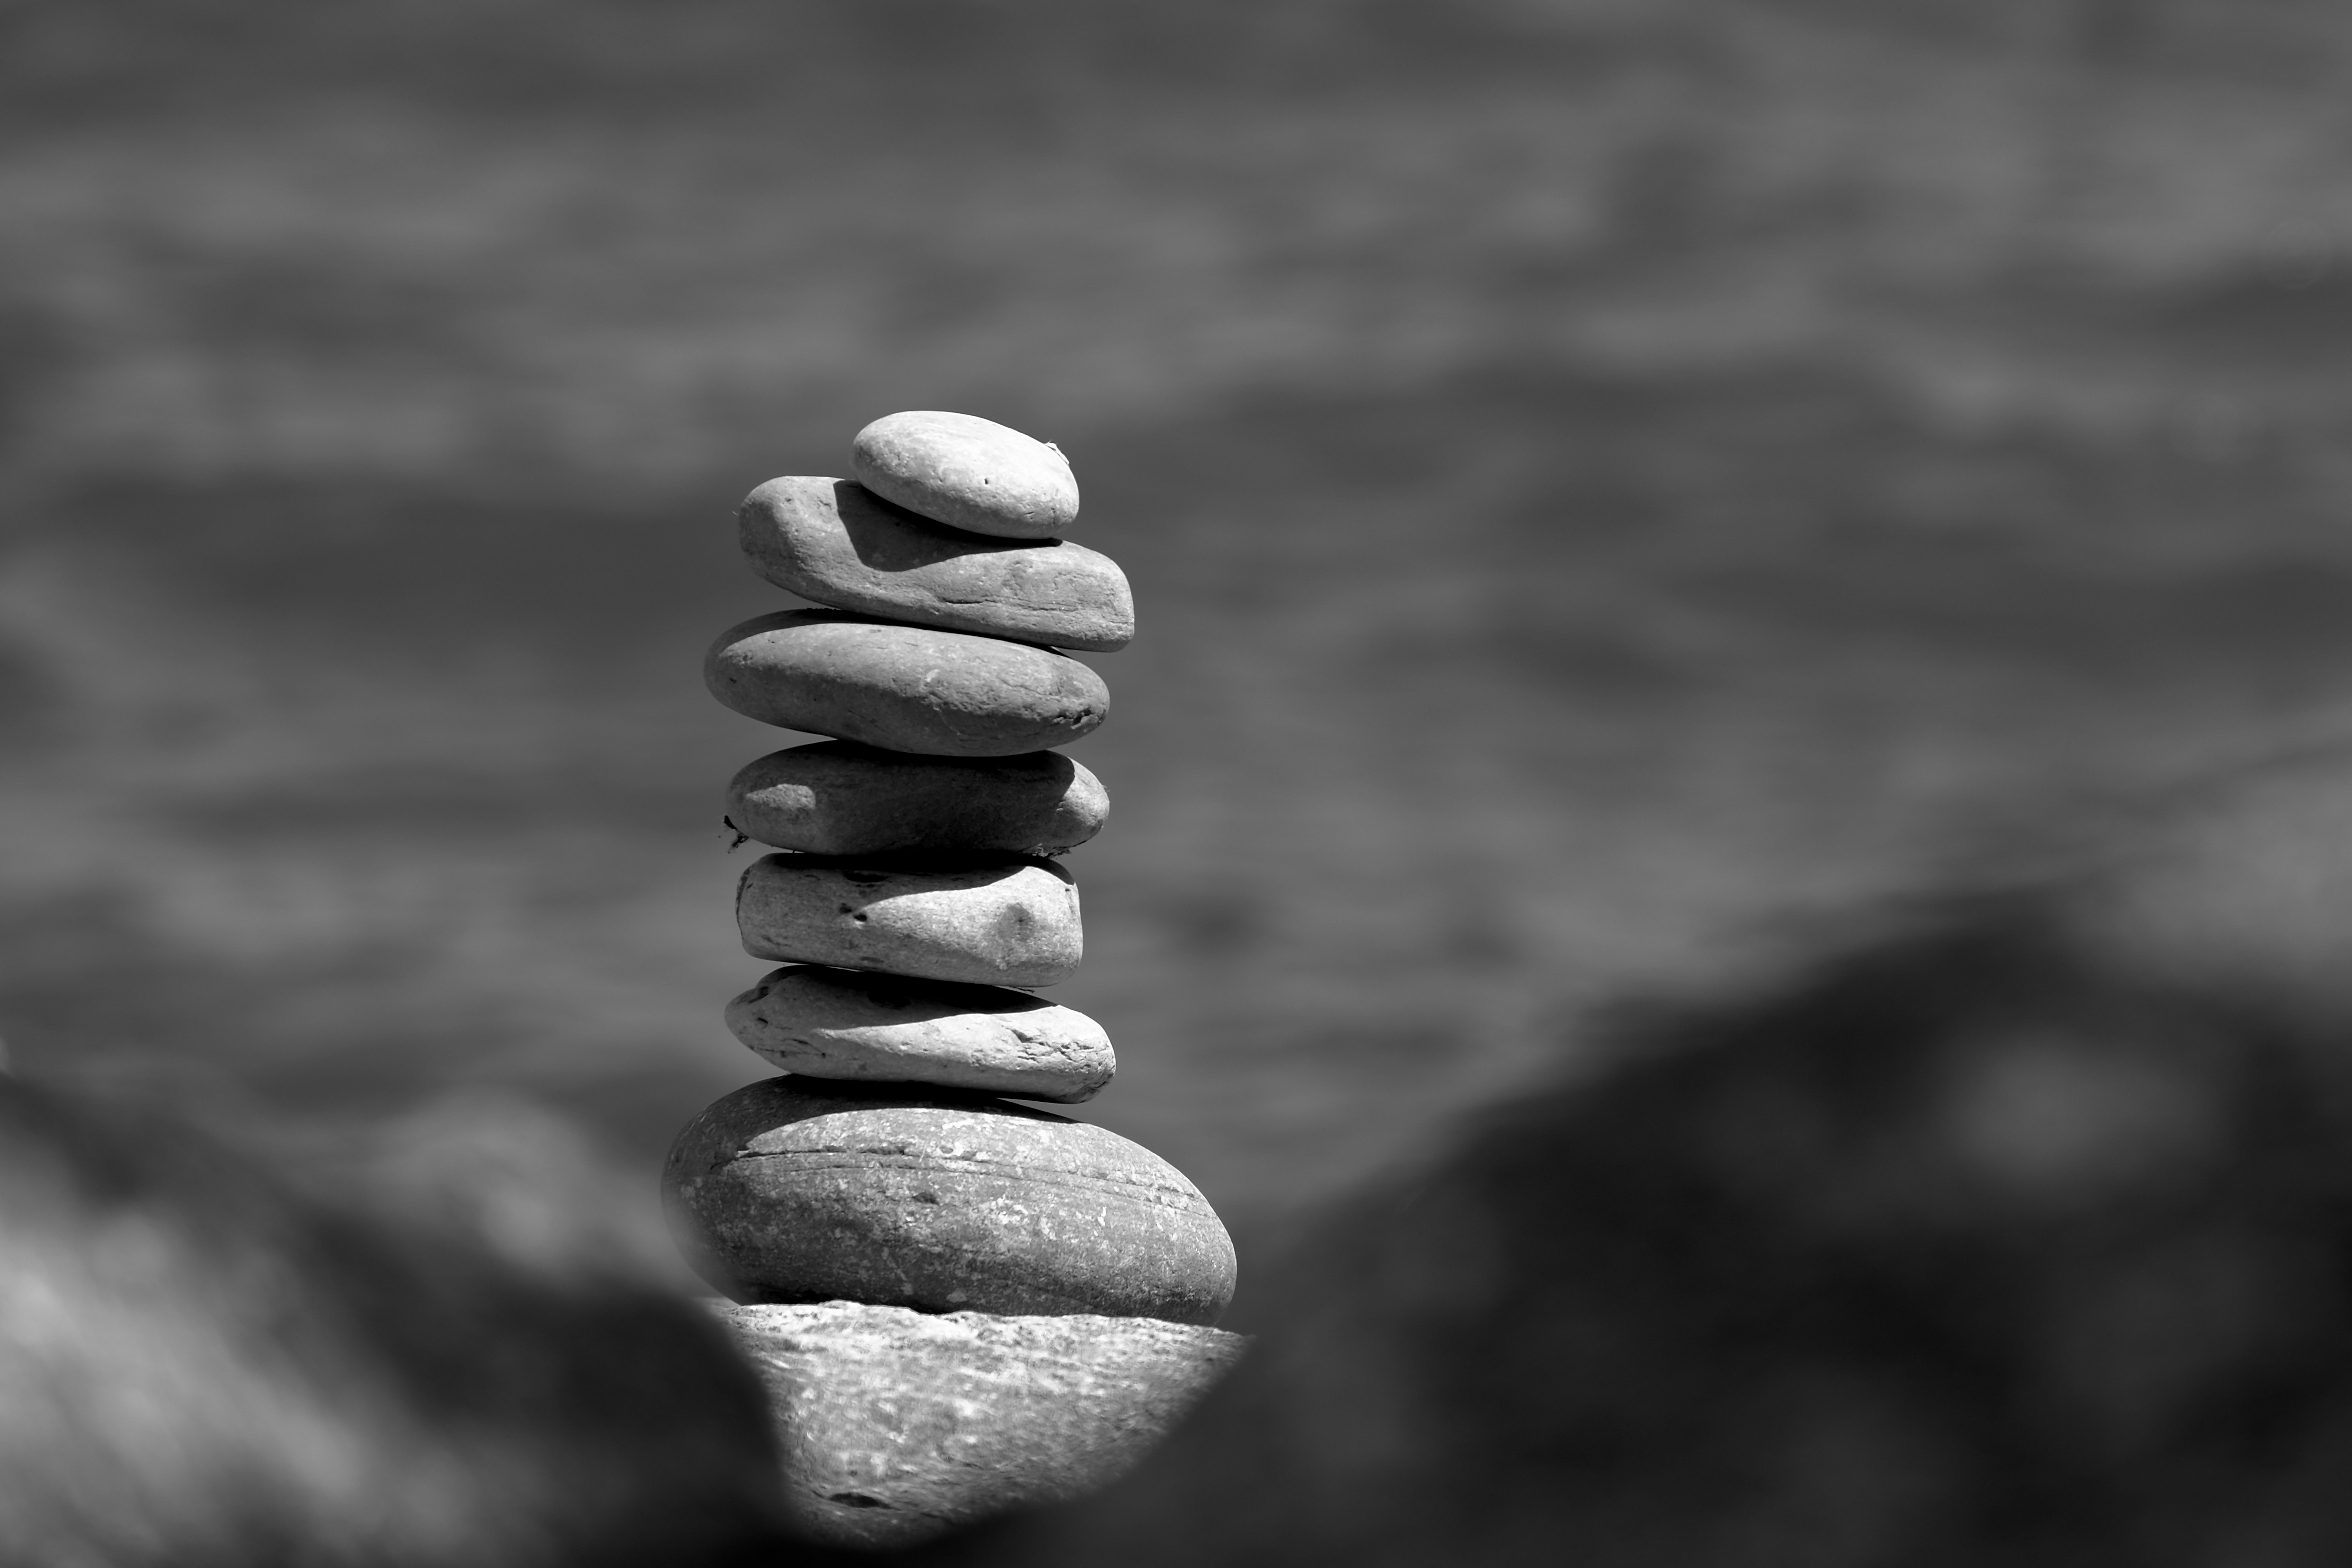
[[720, 1301, 1245, 1548]]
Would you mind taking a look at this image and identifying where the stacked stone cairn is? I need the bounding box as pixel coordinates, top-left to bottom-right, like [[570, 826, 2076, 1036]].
[[663, 412, 1246, 1548]]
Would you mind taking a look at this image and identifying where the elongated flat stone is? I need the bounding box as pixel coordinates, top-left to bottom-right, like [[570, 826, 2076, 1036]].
[[850, 411, 1079, 540], [726, 743, 1107, 858], [715, 1301, 1246, 1548], [739, 477, 1132, 651], [728, 966, 1114, 1102], [737, 853, 1081, 987], [665, 1077, 1237, 1323], [706, 610, 1108, 757]]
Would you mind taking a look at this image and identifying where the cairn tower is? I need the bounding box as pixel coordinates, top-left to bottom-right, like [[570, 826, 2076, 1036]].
[[664, 412, 1243, 1545]]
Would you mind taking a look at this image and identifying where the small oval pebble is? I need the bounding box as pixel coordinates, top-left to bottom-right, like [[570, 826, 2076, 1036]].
[[738, 853, 1082, 987], [727, 743, 1107, 858], [705, 610, 1109, 757], [664, 1077, 1237, 1323], [739, 477, 1132, 651], [727, 966, 1114, 1102], [850, 411, 1079, 540]]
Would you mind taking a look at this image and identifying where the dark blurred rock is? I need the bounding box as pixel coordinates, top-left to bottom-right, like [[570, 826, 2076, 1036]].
[[932, 747, 2352, 1566], [0, 1073, 798, 1568], [718, 1300, 1244, 1548], [665, 1076, 1237, 1324]]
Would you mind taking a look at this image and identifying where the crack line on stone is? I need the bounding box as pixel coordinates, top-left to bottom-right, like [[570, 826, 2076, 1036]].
[[723, 1150, 1211, 1209]]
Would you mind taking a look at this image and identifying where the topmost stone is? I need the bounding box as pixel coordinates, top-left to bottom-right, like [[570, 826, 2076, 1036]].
[[851, 412, 1079, 540]]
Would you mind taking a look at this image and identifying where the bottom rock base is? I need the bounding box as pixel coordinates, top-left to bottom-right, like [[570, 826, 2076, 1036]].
[[714, 1300, 1247, 1549]]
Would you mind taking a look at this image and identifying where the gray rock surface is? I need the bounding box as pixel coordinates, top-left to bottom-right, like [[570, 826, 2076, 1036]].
[[736, 854, 1082, 988], [849, 411, 1079, 540], [738, 477, 1132, 650], [713, 1300, 1246, 1549], [705, 610, 1109, 757], [726, 743, 1108, 859], [664, 1077, 1237, 1324], [727, 965, 1115, 1102]]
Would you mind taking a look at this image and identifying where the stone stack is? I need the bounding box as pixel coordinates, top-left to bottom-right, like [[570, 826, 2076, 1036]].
[[662, 412, 1244, 1547]]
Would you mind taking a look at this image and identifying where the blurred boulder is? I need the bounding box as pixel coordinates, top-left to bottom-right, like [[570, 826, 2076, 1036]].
[[0, 1074, 800, 1568], [936, 742, 2352, 1566]]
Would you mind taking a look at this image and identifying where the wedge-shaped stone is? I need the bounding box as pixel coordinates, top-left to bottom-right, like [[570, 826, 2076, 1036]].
[[726, 743, 1107, 858], [715, 1301, 1246, 1548], [706, 610, 1108, 757], [739, 477, 1132, 651], [850, 410, 1079, 539], [737, 853, 1081, 987], [665, 1077, 1237, 1324], [728, 965, 1114, 1102]]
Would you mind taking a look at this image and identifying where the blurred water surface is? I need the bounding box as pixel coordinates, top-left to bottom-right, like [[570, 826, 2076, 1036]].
[[5, 0, 2352, 1298]]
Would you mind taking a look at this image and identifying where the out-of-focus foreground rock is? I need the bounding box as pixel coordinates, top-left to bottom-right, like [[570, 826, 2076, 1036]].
[[926, 741, 2352, 1566], [0, 1075, 797, 1568]]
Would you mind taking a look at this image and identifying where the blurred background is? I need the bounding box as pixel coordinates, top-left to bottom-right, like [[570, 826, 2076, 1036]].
[[4, 0, 2352, 1321]]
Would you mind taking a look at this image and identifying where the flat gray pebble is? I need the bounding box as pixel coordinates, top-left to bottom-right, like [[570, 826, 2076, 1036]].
[[736, 853, 1081, 987], [738, 476, 1131, 650], [705, 610, 1108, 757], [665, 1077, 1238, 1324], [850, 411, 1080, 539], [714, 1300, 1246, 1549], [727, 965, 1114, 1102], [726, 742, 1107, 858]]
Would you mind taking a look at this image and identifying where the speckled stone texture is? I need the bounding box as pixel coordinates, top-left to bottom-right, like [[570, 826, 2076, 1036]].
[[663, 1077, 1236, 1323], [726, 743, 1108, 859], [727, 965, 1114, 1102], [705, 610, 1108, 757], [714, 1300, 1246, 1549], [849, 410, 1080, 540], [737, 477, 1132, 651], [735, 854, 1082, 987]]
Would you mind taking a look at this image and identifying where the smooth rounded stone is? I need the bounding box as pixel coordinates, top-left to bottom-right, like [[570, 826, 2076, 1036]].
[[713, 1300, 1247, 1548], [849, 411, 1079, 540], [727, 742, 1107, 858], [737, 853, 1081, 987], [665, 1077, 1237, 1325], [738, 477, 1132, 651], [705, 610, 1108, 757], [728, 966, 1114, 1103]]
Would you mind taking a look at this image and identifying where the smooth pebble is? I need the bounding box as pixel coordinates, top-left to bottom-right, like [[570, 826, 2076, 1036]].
[[737, 853, 1081, 987], [705, 611, 1108, 757], [726, 743, 1107, 858], [728, 965, 1114, 1102], [738, 477, 1131, 651], [664, 1077, 1237, 1323], [850, 411, 1079, 540]]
